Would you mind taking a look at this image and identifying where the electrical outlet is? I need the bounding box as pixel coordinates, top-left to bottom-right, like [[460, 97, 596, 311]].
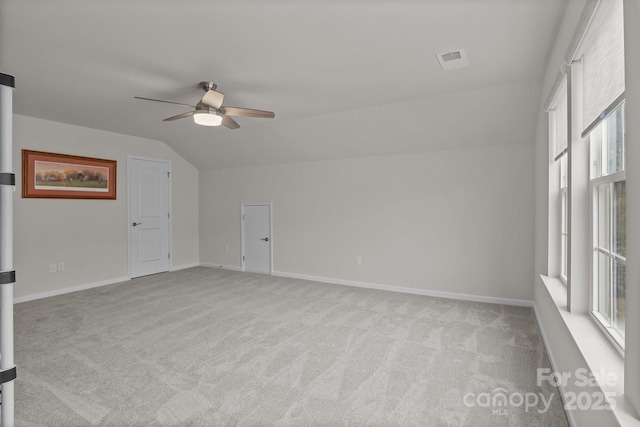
[[224, 245, 230, 253], [355, 256, 362, 266], [58, 262, 65, 272], [49, 263, 57, 273]]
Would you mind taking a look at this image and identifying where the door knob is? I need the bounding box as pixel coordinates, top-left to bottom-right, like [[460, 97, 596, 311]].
[[261, 237, 269, 242], [132, 222, 142, 227]]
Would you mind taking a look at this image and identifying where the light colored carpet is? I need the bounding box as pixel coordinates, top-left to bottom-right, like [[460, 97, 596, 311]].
[[14, 267, 568, 426]]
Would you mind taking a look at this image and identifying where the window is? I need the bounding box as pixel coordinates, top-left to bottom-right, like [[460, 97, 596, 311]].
[[550, 78, 569, 283], [546, 0, 626, 351], [579, 0, 626, 350], [591, 102, 625, 348]]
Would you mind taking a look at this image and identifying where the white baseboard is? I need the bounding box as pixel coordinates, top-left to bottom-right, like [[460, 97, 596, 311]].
[[200, 262, 242, 271], [14, 276, 131, 304], [26, 264, 529, 308], [171, 262, 200, 271], [272, 270, 533, 307]]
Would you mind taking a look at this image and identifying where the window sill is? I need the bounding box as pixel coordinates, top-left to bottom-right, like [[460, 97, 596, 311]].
[[590, 311, 625, 356], [538, 275, 639, 426]]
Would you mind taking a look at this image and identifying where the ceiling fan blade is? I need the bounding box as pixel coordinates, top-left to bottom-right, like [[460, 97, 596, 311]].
[[221, 115, 240, 130], [134, 97, 195, 108], [162, 111, 195, 121], [201, 90, 224, 109], [221, 106, 275, 118]]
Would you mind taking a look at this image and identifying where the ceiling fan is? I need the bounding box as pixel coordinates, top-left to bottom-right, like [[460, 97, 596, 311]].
[[134, 82, 275, 130]]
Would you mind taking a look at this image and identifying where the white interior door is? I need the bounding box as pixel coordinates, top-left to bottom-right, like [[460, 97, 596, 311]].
[[128, 157, 170, 278], [242, 203, 272, 273]]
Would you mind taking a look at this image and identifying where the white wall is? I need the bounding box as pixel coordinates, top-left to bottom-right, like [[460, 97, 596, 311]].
[[200, 143, 534, 302], [12, 115, 199, 300]]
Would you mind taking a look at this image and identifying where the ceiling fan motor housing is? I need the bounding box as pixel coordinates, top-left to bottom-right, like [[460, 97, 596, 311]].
[[200, 81, 217, 92]]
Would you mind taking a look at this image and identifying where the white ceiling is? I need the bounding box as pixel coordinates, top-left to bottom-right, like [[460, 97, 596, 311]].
[[0, 0, 567, 170]]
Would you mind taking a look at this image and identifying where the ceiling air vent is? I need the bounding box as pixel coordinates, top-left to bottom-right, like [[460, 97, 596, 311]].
[[436, 49, 469, 71]]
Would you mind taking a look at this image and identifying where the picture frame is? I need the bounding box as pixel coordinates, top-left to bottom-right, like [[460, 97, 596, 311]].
[[22, 150, 117, 199]]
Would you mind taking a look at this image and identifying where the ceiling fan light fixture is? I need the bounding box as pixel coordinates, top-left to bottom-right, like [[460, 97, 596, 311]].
[[193, 111, 222, 126], [135, 82, 275, 130]]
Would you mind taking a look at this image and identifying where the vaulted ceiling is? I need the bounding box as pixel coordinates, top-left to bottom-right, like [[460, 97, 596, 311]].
[[0, 0, 567, 170]]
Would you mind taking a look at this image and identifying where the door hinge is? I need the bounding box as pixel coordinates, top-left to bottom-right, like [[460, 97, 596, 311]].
[[168, 253, 171, 259], [242, 214, 244, 221], [243, 256, 245, 261], [167, 171, 170, 178], [168, 212, 170, 219]]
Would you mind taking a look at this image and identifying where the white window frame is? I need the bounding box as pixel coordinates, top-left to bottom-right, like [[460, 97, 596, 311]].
[[559, 148, 568, 284], [589, 104, 626, 353], [590, 174, 626, 352], [548, 77, 569, 285]]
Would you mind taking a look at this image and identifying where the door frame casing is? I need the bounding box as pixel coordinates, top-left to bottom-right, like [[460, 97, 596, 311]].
[[127, 155, 172, 278], [240, 202, 273, 274]]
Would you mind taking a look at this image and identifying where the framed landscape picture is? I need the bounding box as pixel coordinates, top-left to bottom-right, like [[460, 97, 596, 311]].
[[22, 150, 117, 199]]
